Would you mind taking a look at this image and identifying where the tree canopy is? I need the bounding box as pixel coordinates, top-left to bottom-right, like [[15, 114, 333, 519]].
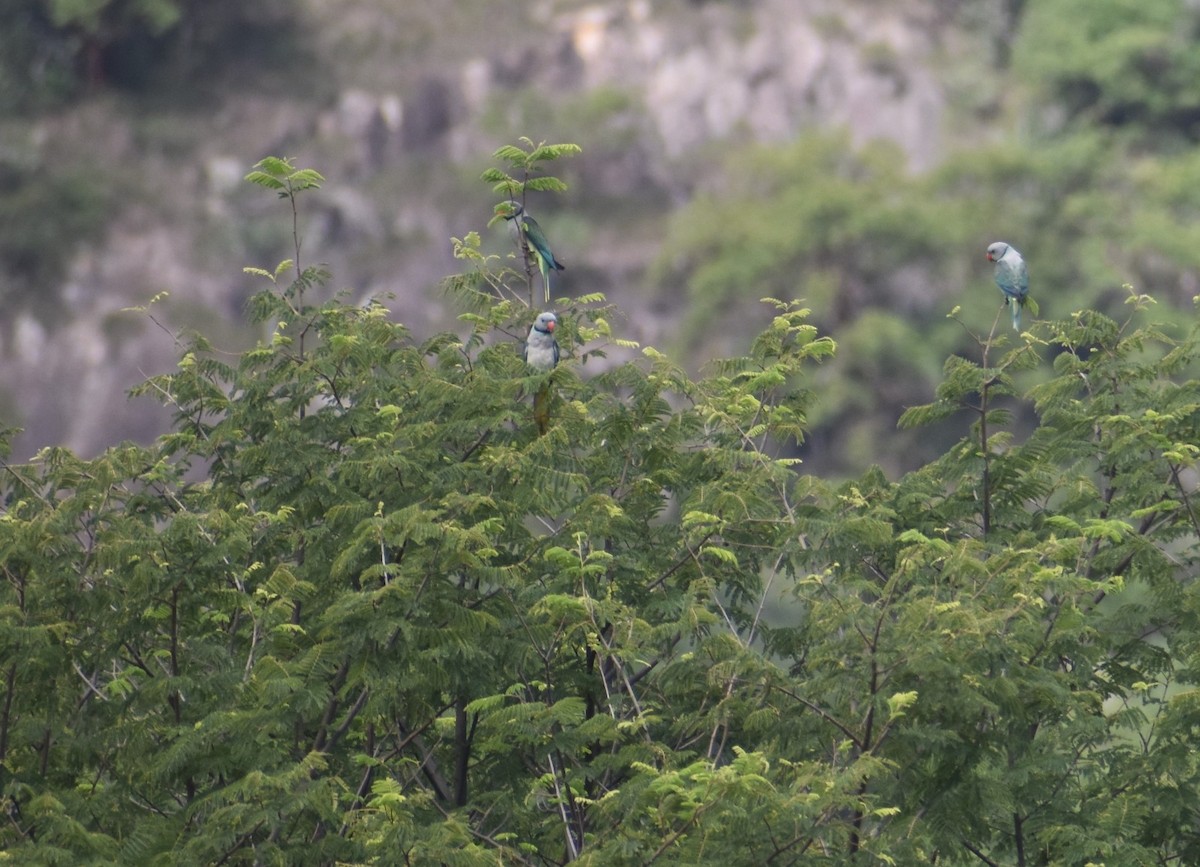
[[2, 146, 1200, 865]]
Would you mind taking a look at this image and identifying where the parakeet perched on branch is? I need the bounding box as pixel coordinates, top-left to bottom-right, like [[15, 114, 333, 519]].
[[524, 311, 560, 434], [986, 241, 1030, 331], [501, 203, 565, 303]]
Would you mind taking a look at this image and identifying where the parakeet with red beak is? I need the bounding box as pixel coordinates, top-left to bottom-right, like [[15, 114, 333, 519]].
[[524, 311, 559, 434], [986, 241, 1030, 331], [524, 311, 560, 371]]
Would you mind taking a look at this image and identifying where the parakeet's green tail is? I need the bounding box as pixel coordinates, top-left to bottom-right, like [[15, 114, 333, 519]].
[[539, 260, 551, 303], [533, 384, 551, 435], [1009, 294, 1037, 331]]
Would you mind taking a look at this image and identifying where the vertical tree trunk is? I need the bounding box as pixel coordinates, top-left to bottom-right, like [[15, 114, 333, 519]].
[[454, 694, 470, 807]]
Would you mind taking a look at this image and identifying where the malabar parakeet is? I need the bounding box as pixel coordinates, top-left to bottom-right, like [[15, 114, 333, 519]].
[[524, 311, 560, 434], [986, 241, 1030, 331], [503, 203, 565, 303]]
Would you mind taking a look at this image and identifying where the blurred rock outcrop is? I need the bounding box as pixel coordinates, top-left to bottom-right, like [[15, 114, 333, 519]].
[[0, 0, 959, 459]]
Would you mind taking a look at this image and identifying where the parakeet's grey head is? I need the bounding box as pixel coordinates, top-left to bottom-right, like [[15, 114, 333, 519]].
[[986, 242, 1013, 262], [501, 202, 525, 222], [532, 311, 557, 333]]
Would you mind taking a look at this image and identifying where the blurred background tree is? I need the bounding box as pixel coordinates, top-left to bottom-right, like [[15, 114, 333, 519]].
[[0, 0, 302, 111]]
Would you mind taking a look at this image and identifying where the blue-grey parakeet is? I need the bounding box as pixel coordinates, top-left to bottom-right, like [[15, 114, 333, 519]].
[[524, 311, 559, 434], [503, 203, 565, 303], [986, 241, 1030, 331], [524, 311, 560, 371]]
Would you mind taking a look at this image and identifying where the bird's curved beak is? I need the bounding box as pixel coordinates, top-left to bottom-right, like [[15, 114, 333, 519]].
[[546, 321, 556, 331]]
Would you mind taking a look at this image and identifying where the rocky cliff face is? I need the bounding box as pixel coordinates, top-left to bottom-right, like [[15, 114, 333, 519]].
[[560, 1, 945, 167], [0, 0, 971, 459]]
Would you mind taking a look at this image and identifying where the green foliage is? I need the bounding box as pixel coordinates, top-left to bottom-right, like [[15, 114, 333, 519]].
[[1015, 0, 1200, 139], [482, 138, 582, 202], [4, 149, 1200, 865], [474, 138, 582, 307], [652, 131, 979, 473], [651, 115, 1200, 474], [45, 0, 181, 34], [245, 155, 325, 197], [243, 155, 326, 317], [653, 133, 953, 343]]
